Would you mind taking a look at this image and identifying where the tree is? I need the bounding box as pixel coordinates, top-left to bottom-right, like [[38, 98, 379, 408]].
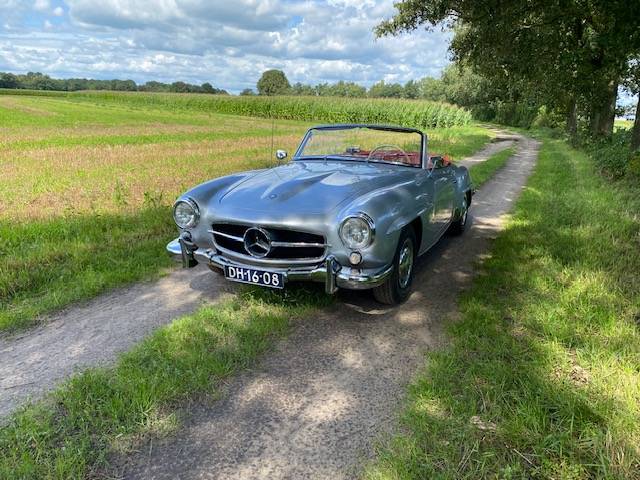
[[290, 82, 316, 96], [257, 69, 290, 96], [240, 88, 255, 96], [0, 72, 19, 89], [376, 0, 640, 139], [403, 80, 420, 99], [369, 80, 403, 98], [201, 82, 215, 94], [418, 76, 446, 102], [625, 59, 640, 152]]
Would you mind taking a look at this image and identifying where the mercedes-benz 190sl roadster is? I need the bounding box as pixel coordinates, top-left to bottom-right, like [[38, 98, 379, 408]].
[[167, 124, 473, 304]]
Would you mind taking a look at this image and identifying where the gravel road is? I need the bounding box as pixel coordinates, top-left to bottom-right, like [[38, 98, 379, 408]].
[[114, 135, 539, 479], [0, 267, 235, 418]]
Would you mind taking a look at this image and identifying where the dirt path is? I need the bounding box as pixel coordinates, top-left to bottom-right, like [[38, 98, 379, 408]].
[[0, 269, 234, 418], [116, 135, 539, 479]]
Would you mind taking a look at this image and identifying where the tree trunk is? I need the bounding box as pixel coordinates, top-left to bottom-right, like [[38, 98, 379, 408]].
[[632, 97, 640, 152], [566, 98, 578, 140], [590, 79, 618, 138]]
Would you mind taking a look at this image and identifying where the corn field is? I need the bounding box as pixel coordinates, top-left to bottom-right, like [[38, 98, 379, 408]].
[[0, 89, 472, 129]]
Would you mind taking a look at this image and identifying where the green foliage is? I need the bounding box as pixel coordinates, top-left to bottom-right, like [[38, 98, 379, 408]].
[[584, 129, 637, 179], [365, 137, 640, 479], [377, 0, 640, 139], [257, 69, 291, 96], [368, 80, 404, 98]]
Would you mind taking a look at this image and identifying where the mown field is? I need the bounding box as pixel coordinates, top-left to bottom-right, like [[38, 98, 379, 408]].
[[0, 92, 491, 332]]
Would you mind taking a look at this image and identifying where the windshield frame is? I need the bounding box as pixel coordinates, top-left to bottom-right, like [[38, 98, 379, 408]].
[[293, 124, 426, 169]]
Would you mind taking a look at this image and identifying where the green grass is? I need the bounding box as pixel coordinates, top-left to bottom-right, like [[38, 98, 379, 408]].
[[614, 119, 633, 131], [0, 287, 331, 479], [469, 146, 516, 187], [0, 93, 493, 332], [364, 137, 640, 479]]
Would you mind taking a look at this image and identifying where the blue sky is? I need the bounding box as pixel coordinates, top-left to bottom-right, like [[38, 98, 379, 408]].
[[0, 0, 453, 93]]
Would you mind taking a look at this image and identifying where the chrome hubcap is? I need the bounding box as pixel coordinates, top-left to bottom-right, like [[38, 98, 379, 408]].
[[398, 239, 414, 289], [461, 199, 468, 225]]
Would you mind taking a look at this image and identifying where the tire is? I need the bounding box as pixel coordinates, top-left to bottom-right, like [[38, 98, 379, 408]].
[[373, 227, 417, 305], [448, 194, 469, 235]]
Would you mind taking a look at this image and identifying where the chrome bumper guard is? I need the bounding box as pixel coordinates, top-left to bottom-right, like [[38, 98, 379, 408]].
[[167, 237, 392, 293]]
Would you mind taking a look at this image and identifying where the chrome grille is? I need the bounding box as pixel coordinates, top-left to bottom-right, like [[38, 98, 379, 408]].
[[210, 223, 326, 261]]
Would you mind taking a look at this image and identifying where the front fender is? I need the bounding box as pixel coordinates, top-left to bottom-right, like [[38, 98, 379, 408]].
[[333, 178, 426, 269]]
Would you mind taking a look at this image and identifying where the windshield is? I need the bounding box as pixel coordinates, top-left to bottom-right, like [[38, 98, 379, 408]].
[[296, 127, 423, 168]]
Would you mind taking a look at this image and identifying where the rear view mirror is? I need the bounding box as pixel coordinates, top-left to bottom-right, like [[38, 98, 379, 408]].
[[430, 155, 444, 169], [276, 149, 288, 160]]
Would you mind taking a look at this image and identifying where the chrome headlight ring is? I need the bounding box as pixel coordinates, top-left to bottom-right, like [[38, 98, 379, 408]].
[[173, 198, 200, 229], [339, 213, 375, 250]]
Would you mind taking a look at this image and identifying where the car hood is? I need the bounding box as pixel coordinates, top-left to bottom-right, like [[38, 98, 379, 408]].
[[218, 160, 415, 214]]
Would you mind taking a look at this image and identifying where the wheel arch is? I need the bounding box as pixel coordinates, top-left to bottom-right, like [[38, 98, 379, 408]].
[[408, 216, 423, 252]]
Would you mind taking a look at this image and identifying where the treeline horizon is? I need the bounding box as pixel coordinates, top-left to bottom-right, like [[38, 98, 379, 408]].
[[0, 71, 229, 95], [0, 69, 458, 101]]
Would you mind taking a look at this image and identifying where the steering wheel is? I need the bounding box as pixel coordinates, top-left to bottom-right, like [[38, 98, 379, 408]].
[[366, 144, 411, 165]]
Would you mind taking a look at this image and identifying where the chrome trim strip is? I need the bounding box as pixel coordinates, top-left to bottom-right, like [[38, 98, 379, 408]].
[[208, 229, 243, 242], [214, 244, 326, 266], [270, 241, 328, 248]]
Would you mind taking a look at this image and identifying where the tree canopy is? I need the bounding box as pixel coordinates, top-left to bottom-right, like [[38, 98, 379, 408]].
[[377, 0, 640, 140], [257, 69, 291, 96]]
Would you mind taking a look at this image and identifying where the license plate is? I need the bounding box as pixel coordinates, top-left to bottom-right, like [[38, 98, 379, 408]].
[[224, 265, 284, 289]]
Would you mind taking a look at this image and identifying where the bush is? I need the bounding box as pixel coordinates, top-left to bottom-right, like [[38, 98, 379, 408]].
[[584, 129, 635, 179]]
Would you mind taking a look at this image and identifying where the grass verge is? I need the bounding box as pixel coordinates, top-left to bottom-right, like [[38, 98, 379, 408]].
[[364, 136, 640, 479], [0, 286, 330, 479], [469, 146, 516, 188]]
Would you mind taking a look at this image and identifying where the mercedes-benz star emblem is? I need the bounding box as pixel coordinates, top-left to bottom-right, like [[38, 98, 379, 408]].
[[243, 227, 272, 258]]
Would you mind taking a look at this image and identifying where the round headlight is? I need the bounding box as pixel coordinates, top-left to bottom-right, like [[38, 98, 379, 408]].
[[173, 199, 199, 229], [340, 215, 374, 249]]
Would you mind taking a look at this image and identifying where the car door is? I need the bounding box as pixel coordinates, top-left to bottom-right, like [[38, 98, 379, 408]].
[[428, 157, 455, 237]]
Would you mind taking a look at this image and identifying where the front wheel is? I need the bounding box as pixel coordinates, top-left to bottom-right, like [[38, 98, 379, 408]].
[[373, 227, 417, 305]]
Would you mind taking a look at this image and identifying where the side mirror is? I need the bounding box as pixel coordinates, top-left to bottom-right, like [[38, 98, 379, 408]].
[[276, 149, 288, 161]]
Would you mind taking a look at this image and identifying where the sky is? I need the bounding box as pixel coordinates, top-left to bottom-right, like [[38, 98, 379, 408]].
[[0, 0, 453, 93]]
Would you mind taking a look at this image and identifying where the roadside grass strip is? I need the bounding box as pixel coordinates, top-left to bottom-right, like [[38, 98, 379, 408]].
[[365, 137, 640, 479], [469, 146, 516, 188], [0, 287, 331, 479]]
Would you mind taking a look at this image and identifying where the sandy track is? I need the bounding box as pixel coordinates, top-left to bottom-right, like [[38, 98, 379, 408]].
[[115, 135, 539, 479], [0, 268, 235, 418], [0, 136, 515, 421]]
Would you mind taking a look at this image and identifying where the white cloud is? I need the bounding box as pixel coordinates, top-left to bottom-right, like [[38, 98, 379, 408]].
[[33, 0, 50, 12], [0, 0, 453, 92]]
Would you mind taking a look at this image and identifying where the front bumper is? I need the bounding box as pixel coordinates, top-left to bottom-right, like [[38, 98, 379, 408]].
[[167, 236, 392, 294]]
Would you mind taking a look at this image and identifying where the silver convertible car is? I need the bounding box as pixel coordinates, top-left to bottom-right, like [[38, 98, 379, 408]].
[[168, 124, 473, 304]]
